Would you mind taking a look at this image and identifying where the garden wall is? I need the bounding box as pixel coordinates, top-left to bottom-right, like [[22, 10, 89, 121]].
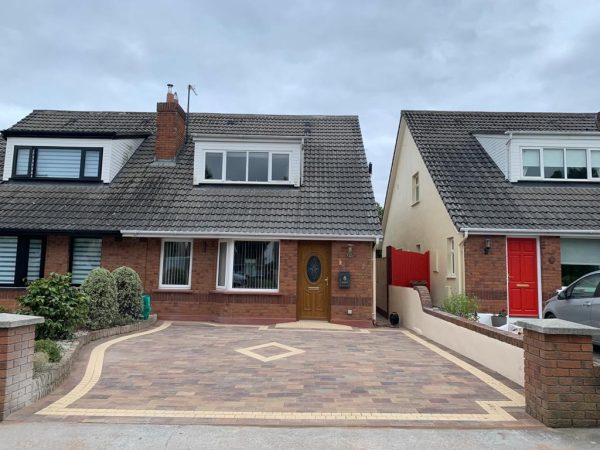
[[389, 285, 524, 385]]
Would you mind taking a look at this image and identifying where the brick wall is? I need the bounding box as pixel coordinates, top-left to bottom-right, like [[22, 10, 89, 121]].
[[330, 241, 373, 326], [155, 100, 186, 160], [44, 235, 70, 276], [464, 235, 507, 313], [540, 236, 562, 303], [523, 328, 600, 427]]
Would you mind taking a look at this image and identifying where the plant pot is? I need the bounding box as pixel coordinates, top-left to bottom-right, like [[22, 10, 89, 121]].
[[491, 316, 507, 327], [389, 312, 400, 327]]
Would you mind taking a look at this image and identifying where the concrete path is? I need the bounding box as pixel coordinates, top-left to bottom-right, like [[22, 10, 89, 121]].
[[0, 422, 598, 449]]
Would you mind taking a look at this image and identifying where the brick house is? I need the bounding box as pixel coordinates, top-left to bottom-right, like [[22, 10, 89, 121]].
[[0, 85, 381, 327], [382, 110, 600, 318]]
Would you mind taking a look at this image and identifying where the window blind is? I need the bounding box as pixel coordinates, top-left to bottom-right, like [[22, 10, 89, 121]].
[[0, 237, 18, 284], [161, 241, 191, 287], [71, 238, 102, 284], [232, 241, 279, 289], [36, 149, 81, 178], [27, 239, 43, 282]]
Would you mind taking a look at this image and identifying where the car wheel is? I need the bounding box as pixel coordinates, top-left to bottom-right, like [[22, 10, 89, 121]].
[[545, 312, 556, 319]]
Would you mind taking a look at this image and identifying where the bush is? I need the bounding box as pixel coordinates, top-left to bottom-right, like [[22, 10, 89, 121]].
[[33, 351, 49, 372], [34, 339, 62, 362], [112, 266, 143, 320], [441, 294, 479, 321], [18, 273, 88, 340], [81, 268, 119, 330]]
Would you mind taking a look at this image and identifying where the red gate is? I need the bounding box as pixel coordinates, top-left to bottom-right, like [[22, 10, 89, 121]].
[[386, 246, 430, 290]]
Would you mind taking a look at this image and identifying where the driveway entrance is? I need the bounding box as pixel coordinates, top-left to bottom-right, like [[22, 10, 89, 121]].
[[12, 322, 540, 428]]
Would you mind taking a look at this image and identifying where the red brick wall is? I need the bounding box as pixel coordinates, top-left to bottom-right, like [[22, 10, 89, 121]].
[[540, 236, 562, 303], [330, 241, 373, 326], [464, 235, 507, 313], [44, 235, 70, 276], [155, 100, 186, 160]]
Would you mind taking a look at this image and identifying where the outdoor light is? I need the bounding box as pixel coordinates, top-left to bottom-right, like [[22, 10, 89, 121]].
[[346, 243, 354, 258], [484, 239, 492, 255]]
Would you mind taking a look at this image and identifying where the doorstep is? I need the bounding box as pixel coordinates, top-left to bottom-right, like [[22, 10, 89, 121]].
[[273, 320, 353, 331]]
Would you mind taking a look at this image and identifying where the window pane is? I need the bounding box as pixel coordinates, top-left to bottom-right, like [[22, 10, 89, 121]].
[[233, 241, 279, 289], [83, 150, 100, 177], [570, 274, 600, 299], [15, 148, 30, 176], [272, 153, 289, 181], [0, 237, 17, 284], [27, 239, 43, 282], [592, 151, 600, 178], [71, 238, 102, 284], [161, 241, 191, 286], [36, 149, 81, 178], [205, 152, 223, 180], [248, 152, 269, 182], [566, 149, 587, 179], [522, 149, 540, 177], [543, 148, 564, 179], [226, 152, 246, 181], [217, 241, 227, 287]]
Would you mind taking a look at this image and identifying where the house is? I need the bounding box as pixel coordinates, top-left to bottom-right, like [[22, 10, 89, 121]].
[[0, 85, 381, 326], [382, 110, 600, 318]]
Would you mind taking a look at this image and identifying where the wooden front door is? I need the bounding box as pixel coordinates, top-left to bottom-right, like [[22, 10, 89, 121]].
[[507, 238, 539, 317], [297, 242, 331, 320]]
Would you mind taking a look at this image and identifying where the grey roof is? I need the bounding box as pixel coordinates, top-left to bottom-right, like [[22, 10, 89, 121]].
[[0, 110, 381, 238], [402, 110, 600, 231]]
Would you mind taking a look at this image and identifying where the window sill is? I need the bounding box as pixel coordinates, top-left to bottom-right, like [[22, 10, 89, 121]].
[[210, 289, 282, 296], [0, 286, 27, 290], [153, 288, 196, 294]]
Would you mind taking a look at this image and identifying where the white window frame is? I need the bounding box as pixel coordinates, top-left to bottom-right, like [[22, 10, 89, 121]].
[[411, 172, 420, 205], [215, 239, 280, 293], [159, 239, 193, 289], [520, 146, 600, 182], [447, 237, 456, 278]]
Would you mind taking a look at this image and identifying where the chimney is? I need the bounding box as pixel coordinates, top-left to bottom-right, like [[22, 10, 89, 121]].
[[155, 83, 186, 160]]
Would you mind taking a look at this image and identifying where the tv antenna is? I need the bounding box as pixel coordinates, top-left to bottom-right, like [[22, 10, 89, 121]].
[[185, 84, 197, 141]]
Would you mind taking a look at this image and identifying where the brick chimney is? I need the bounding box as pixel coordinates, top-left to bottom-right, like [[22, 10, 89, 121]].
[[155, 83, 186, 160]]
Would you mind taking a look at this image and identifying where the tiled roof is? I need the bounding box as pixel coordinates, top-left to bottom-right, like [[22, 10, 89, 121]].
[[0, 110, 381, 238], [402, 110, 600, 231]]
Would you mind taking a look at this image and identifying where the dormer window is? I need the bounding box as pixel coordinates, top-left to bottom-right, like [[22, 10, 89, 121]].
[[194, 137, 302, 186], [521, 147, 600, 181], [12, 146, 102, 181]]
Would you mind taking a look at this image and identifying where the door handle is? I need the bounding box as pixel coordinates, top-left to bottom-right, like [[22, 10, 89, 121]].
[[324, 277, 329, 286]]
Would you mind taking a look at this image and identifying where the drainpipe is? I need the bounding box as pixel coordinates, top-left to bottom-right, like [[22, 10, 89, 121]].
[[457, 229, 469, 294], [372, 238, 379, 325]]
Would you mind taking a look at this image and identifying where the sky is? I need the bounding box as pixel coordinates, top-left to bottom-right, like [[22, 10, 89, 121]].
[[1, 0, 600, 203]]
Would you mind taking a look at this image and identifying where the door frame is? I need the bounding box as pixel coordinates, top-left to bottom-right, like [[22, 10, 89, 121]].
[[296, 241, 331, 321], [505, 236, 543, 318]]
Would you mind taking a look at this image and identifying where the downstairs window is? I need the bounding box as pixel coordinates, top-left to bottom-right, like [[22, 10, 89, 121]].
[[216, 240, 279, 291], [0, 236, 45, 286]]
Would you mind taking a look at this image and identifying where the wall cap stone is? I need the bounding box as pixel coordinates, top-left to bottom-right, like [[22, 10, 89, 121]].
[[516, 318, 600, 336], [0, 313, 44, 328]]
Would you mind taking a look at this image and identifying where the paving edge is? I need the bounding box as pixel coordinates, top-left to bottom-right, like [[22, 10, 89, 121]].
[[30, 315, 158, 404]]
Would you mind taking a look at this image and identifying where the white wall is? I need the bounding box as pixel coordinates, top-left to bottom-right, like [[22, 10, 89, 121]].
[[389, 286, 524, 386], [382, 119, 464, 305], [2, 136, 144, 183]]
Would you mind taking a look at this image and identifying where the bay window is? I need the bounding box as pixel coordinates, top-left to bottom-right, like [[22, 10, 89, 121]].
[[12, 146, 102, 181], [160, 240, 192, 289], [0, 236, 45, 286], [522, 147, 600, 181], [216, 240, 279, 291]]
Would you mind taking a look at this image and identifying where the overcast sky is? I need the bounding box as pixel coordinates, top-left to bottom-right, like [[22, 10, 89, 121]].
[[2, 0, 600, 203]]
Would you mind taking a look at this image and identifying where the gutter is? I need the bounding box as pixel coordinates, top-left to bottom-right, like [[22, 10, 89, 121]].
[[121, 229, 382, 242], [460, 227, 600, 237]]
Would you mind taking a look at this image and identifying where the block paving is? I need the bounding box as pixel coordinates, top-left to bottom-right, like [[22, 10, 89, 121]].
[[9, 321, 541, 428]]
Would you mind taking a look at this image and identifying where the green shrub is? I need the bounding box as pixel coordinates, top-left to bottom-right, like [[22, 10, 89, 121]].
[[441, 294, 479, 321], [81, 268, 119, 330], [112, 266, 143, 320], [34, 339, 62, 362], [18, 273, 88, 340]]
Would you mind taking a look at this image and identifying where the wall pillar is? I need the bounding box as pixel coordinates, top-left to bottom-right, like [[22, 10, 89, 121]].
[[517, 318, 600, 427], [0, 313, 44, 420]]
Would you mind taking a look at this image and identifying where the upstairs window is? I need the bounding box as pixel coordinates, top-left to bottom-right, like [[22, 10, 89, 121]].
[[522, 147, 600, 181], [0, 236, 45, 286], [411, 172, 420, 204], [203, 151, 290, 183], [12, 146, 102, 181]]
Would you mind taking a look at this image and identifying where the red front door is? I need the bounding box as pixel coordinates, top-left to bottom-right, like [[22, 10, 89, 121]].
[[507, 238, 539, 317]]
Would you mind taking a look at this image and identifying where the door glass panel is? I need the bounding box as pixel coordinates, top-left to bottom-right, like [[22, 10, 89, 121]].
[[306, 255, 321, 283]]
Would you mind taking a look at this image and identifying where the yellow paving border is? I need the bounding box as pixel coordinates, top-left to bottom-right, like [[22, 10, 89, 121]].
[[37, 325, 524, 423]]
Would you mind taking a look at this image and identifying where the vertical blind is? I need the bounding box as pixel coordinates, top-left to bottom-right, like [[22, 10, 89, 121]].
[[0, 237, 18, 284], [27, 239, 43, 282], [232, 241, 279, 289], [71, 238, 102, 284], [161, 241, 191, 286], [217, 241, 227, 287]]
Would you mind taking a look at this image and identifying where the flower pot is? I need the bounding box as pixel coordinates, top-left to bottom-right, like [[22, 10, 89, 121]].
[[491, 316, 507, 327], [389, 312, 400, 327]]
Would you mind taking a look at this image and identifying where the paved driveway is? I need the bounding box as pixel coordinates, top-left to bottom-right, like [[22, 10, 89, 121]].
[[11, 322, 540, 428]]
